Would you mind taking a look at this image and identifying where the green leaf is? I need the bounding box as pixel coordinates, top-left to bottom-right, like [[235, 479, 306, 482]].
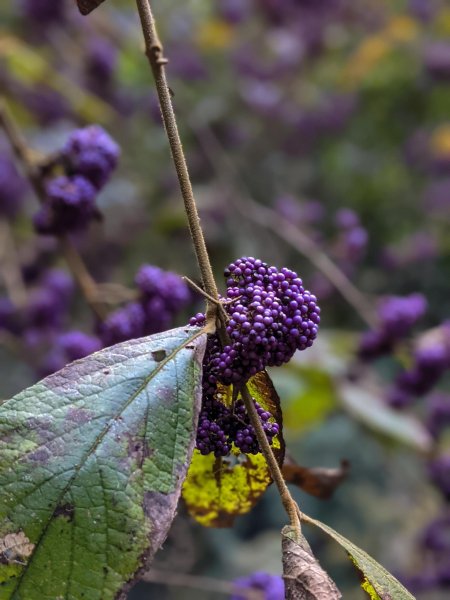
[[0, 326, 206, 600], [339, 383, 432, 452], [301, 513, 416, 600]]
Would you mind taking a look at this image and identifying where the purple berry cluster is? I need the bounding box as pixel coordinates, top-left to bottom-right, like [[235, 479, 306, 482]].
[[191, 257, 320, 387], [358, 293, 427, 360], [387, 322, 450, 409], [191, 257, 319, 457], [33, 125, 120, 235], [231, 571, 284, 600], [99, 265, 191, 347], [196, 396, 279, 457]]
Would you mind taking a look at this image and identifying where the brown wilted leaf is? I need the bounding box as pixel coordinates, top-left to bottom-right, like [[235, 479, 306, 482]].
[[282, 455, 349, 499], [282, 526, 342, 600], [76, 0, 107, 15]]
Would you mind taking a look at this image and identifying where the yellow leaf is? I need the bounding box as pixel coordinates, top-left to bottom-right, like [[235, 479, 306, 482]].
[[182, 372, 284, 527]]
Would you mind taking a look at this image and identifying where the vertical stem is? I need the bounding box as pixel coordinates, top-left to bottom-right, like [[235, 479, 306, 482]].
[[241, 386, 301, 532], [134, 0, 301, 532], [135, 0, 219, 321]]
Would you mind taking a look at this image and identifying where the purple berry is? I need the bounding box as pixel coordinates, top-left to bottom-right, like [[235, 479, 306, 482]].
[[231, 572, 284, 600], [63, 125, 120, 190], [34, 175, 98, 235], [58, 331, 102, 362]]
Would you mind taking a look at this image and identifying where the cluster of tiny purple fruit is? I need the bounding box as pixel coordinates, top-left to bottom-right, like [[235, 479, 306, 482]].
[[98, 264, 191, 347], [196, 395, 279, 457], [190, 257, 320, 387], [33, 125, 120, 235], [191, 257, 319, 456]]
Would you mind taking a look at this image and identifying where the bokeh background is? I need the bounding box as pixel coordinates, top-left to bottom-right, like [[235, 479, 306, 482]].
[[1, 0, 450, 598]]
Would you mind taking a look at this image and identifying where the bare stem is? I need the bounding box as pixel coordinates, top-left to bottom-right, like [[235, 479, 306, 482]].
[[192, 123, 378, 330], [0, 99, 107, 320], [134, 0, 219, 327], [0, 219, 28, 308], [241, 386, 301, 533], [134, 0, 302, 531]]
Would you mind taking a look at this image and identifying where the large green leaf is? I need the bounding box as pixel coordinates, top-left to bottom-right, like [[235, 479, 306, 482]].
[[301, 513, 416, 600], [0, 326, 206, 600]]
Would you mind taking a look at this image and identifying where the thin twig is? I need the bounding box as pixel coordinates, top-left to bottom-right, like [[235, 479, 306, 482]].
[[192, 123, 377, 330], [134, 0, 219, 328], [241, 386, 301, 533], [0, 99, 107, 320], [143, 569, 264, 599], [0, 219, 28, 308], [135, 0, 302, 533]]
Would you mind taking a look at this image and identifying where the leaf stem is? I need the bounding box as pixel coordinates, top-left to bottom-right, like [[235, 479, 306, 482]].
[[134, 0, 219, 328], [0, 99, 107, 320]]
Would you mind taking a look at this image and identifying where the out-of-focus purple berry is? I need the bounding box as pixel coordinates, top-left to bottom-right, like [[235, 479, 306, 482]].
[[231, 571, 284, 600], [34, 175, 98, 235], [41, 269, 75, 303], [335, 208, 360, 230], [86, 38, 118, 83], [426, 394, 450, 438], [24, 86, 70, 126], [378, 294, 427, 338], [421, 514, 450, 553], [0, 154, 27, 218], [99, 302, 146, 347], [20, 0, 65, 24], [428, 455, 450, 501], [424, 42, 450, 81], [0, 297, 21, 335], [218, 0, 250, 24], [395, 343, 449, 397], [135, 264, 190, 312], [63, 125, 120, 190], [58, 331, 102, 362]]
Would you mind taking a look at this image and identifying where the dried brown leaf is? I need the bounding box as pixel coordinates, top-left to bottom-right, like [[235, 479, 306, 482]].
[[282, 455, 349, 499], [282, 526, 342, 600], [76, 0, 107, 16]]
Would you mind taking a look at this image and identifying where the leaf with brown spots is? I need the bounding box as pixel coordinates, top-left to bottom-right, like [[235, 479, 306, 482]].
[[282, 455, 349, 499], [0, 326, 206, 599], [182, 371, 285, 527]]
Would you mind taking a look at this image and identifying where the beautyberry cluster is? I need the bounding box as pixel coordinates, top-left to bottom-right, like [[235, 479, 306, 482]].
[[191, 257, 320, 387], [191, 257, 319, 457], [196, 396, 279, 457], [231, 572, 284, 600], [358, 293, 427, 360], [34, 125, 120, 235], [99, 265, 191, 347], [387, 322, 450, 408]]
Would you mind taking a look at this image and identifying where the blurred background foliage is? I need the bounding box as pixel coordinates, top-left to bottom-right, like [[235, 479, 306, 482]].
[[1, 0, 450, 598]]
